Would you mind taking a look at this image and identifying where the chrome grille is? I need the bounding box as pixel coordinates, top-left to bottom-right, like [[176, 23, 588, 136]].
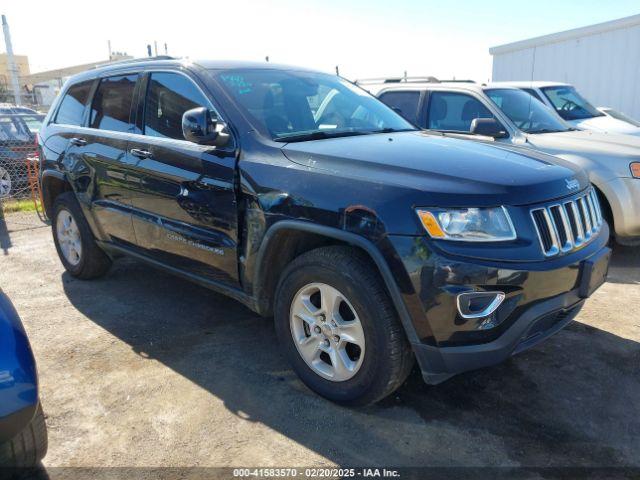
[[530, 188, 603, 257]]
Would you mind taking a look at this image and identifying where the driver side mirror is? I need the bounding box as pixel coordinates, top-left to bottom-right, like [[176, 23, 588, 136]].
[[182, 107, 231, 147], [470, 118, 508, 139]]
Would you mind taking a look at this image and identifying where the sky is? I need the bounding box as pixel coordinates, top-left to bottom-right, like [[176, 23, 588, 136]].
[[2, 0, 640, 82]]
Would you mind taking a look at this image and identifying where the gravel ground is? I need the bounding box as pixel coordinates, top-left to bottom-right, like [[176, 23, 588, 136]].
[[0, 224, 639, 474]]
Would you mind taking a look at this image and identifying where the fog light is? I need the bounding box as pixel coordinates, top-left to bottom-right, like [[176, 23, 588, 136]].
[[456, 291, 505, 319]]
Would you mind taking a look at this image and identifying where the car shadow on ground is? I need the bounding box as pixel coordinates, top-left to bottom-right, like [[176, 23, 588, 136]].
[[61, 247, 640, 468]]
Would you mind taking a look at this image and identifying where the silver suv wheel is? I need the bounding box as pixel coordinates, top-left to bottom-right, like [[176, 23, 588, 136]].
[[56, 208, 82, 266], [289, 282, 365, 382]]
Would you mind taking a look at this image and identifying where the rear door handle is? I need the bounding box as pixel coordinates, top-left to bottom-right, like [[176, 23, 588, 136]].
[[69, 137, 86, 146], [130, 148, 152, 159]]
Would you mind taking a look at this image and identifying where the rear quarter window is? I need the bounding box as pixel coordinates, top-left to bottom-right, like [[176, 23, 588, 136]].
[[54, 81, 93, 126]]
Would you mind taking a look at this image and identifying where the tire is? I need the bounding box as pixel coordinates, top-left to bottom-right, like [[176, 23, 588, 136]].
[[0, 165, 12, 198], [274, 246, 414, 406], [52, 191, 112, 279], [0, 403, 48, 467]]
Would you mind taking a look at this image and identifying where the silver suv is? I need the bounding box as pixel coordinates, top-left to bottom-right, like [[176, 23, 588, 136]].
[[362, 78, 640, 246]]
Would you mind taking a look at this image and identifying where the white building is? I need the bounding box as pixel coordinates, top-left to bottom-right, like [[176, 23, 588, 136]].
[[489, 14, 640, 120]]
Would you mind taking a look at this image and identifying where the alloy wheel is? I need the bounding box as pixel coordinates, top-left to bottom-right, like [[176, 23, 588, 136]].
[[289, 282, 366, 382], [56, 208, 82, 266]]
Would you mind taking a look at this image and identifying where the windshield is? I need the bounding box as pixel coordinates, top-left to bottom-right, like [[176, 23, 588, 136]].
[[541, 86, 604, 121], [484, 88, 570, 134], [214, 69, 415, 142]]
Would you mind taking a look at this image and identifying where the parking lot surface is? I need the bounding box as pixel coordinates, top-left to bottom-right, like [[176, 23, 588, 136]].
[[0, 225, 639, 470]]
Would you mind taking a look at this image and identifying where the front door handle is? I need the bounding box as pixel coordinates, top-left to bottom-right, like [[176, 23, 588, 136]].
[[69, 137, 87, 146], [130, 148, 152, 159]]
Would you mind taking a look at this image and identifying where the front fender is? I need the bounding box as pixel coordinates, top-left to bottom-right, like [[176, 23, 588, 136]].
[[252, 220, 421, 345]]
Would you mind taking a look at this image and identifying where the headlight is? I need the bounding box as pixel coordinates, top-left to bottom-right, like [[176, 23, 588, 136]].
[[631, 162, 640, 178], [416, 206, 516, 241]]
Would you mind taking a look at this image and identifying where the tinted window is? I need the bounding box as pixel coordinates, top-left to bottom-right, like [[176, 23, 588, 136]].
[[216, 69, 414, 141], [379, 91, 420, 124], [21, 115, 45, 133], [426, 92, 494, 132], [90, 75, 138, 132], [0, 116, 31, 141], [144, 73, 211, 140], [55, 81, 92, 126]]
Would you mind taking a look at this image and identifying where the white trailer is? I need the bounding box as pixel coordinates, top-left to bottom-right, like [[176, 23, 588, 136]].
[[489, 14, 640, 121]]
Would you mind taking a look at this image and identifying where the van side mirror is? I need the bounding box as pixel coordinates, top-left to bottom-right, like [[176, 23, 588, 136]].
[[182, 107, 230, 147], [470, 118, 508, 139]]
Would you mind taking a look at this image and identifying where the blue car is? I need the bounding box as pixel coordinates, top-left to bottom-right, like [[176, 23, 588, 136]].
[[0, 289, 47, 466]]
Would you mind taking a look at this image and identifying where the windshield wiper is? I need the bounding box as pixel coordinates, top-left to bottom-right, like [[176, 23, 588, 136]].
[[527, 128, 567, 134], [274, 127, 417, 143], [274, 130, 369, 143], [367, 127, 417, 134]]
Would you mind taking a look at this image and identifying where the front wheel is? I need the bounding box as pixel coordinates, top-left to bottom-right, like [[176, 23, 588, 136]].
[[52, 192, 112, 279], [0, 165, 12, 198], [0, 403, 48, 467], [274, 246, 414, 406]]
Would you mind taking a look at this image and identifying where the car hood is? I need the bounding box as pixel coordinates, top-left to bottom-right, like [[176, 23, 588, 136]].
[[281, 131, 588, 206], [568, 115, 640, 136], [525, 129, 640, 177]]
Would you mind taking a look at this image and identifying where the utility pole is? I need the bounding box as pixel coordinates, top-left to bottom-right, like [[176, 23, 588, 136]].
[[1, 15, 21, 105], [154, 41, 158, 56]]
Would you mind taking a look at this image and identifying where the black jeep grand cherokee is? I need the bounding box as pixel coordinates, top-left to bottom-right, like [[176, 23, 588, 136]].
[[38, 58, 610, 405]]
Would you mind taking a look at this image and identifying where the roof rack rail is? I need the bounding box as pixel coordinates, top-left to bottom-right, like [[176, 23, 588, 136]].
[[355, 76, 440, 85], [439, 79, 476, 83], [94, 55, 177, 69]]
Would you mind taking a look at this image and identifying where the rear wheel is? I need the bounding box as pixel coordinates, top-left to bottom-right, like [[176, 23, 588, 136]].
[[52, 192, 112, 279], [274, 246, 414, 406], [0, 403, 48, 467]]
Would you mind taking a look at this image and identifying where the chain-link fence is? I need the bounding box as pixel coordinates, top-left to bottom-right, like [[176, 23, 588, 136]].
[[0, 133, 48, 252]]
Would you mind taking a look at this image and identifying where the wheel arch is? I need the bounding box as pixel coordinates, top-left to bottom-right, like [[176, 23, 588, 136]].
[[592, 183, 614, 232], [41, 170, 72, 219], [252, 220, 419, 344]]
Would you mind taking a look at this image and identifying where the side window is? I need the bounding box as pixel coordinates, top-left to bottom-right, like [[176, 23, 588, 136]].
[[522, 88, 543, 102], [426, 92, 494, 132], [54, 81, 93, 126], [90, 74, 138, 132], [144, 72, 211, 140], [379, 91, 420, 124]]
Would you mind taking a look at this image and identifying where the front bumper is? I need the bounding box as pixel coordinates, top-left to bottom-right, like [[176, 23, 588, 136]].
[[385, 227, 611, 384], [414, 291, 585, 384]]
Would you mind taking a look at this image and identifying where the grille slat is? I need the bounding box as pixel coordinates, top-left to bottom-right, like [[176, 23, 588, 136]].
[[531, 188, 603, 257], [579, 196, 592, 235]]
